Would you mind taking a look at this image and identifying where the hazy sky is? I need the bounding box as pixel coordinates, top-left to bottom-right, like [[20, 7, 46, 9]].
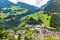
[[9, 0, 50, 8]]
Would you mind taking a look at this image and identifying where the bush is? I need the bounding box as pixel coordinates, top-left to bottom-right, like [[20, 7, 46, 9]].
[[43, 36, 56, 40]]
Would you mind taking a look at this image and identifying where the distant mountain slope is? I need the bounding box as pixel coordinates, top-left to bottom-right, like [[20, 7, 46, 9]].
[[17, 2, 37, 12], [0, 0, 50, 12], [0, 0, 17, 8], [0, 0, 37, 12], [44, 0, 60, 13]]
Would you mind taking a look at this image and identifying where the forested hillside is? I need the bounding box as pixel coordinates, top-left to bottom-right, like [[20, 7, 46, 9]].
[[0, 6, 28, 28], [0, 6, 50, 28], [44, 0, 60, 28], [0, 0, 60, 29]]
